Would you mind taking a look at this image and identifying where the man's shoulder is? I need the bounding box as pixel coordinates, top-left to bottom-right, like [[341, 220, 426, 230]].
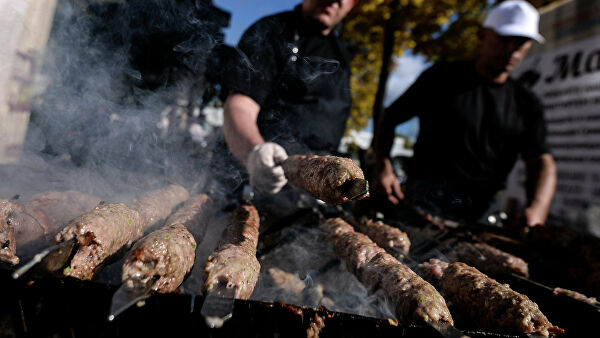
[[507, 77, 542, 104], [428, 61, 473, 76], [414, 61, 472, 87], [242, 10, 294, 39]]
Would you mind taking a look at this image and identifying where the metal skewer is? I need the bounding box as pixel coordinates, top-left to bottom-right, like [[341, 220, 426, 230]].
[[200, 283, 237, 329], [12, 238, 76, 279], [108, 276, 157, 321]]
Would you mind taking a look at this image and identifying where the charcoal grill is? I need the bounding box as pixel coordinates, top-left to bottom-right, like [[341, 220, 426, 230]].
[[1, 199, 599, 338]]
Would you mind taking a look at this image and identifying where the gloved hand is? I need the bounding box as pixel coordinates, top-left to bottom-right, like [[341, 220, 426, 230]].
[[246, 142, 288, 194]]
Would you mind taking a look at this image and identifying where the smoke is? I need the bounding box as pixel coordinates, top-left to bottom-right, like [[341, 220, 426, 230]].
[[0, 0, 231, 202], [1, 0, 400, 323], [297, 55, 340, 83], [249, 219, 393, 318]]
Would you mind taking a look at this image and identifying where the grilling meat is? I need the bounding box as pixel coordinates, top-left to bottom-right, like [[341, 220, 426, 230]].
[[359, 219, 410, 256], [56, 185, 189, 280], [133, 184, 189, 228], [452, 242, 529, 277], [55, 202, 144, 280], [418, 258, 449, 283], [121, 194, 212, 293], [203, 204, 260, 299], [0, 199, 22, 264], [164, 194, 213, 232], [121, 223, 196, 293], [321, 218, 453, 325], [281, 155, 368, 204], [0, 191, 101, 265], [552, 287, 598, 305], [422, 260, 563, 337]]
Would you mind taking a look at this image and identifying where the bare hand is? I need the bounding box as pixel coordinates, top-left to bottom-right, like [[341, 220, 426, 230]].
[[519, 205, 547, 227], [373, 170, 404, 205]]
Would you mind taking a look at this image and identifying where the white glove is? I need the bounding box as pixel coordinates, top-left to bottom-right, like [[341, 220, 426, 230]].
[[246, 142, 288, 194]]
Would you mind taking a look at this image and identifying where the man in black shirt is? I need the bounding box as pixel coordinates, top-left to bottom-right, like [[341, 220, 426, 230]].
[[222, 0, 358, 195], [373, 0, 556, 226]]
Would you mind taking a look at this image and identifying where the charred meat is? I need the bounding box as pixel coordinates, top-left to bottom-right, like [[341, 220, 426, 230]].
[[25, 190, 101, 238], [431, 261, 563, 337], [282, 155, 368, 204], [55, 203, 144, 280], [164, 194, 212, 231], [122, 223, 196, 293], [552, 287, 598, 305], [321, 218, 453, 325], [121, 194, 212, 293], [452, 242, 529, 277], [1, 191, 100, 265], [56, 185, 189, 280], [203, 204, 260, 299], [133, 184, 189, 228], [0, 199, 22, 264], [359, 219, 411, 256]]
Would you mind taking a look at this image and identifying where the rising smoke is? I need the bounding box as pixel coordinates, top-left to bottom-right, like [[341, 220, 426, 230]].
[[1, 0, 395, 321]]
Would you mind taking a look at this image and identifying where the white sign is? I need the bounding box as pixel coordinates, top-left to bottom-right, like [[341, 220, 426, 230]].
[[508, 33, 600, 236]]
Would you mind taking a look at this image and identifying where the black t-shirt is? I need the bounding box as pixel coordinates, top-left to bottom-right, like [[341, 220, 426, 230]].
[[387, 61, 549, 218], [224, 7, 352, 154]]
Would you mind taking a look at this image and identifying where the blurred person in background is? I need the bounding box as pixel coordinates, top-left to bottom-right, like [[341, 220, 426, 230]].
[[219, 0, 359, 196], [372, 0, 556, 227]]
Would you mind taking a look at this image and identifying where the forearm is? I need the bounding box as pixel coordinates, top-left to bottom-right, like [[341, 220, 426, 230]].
[[525, 153, 557, 216], [373, 110, 397, 174], [223, 93, 265, 165]]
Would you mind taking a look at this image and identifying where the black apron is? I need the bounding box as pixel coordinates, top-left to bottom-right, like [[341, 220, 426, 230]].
[[257, 29, 352, 155]]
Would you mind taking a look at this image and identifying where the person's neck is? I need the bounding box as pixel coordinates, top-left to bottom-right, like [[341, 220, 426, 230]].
[[474, 59, 509, 84], [299, 11, 332, 36]]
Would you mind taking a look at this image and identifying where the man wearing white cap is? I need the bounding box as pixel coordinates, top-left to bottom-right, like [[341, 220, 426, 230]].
[[373, 0, 556, 227]]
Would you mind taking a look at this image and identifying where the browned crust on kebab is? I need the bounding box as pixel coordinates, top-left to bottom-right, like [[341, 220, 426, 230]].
[[203, 204, 260, 300], [164, 194, 213, 230], [20, 190, 101, 247], [454, 242, 529, 277], [282, 155, 366, 204], [321, 218, 453, 325], [418, 258, 449, 284], [133, 184, 189, 228], [120, 194, 212, 293], [439, 262, 563, 337], [55, 203, 144, 280], [0, 199, 22, 264], [122, 223, 196, 293], [1, 191, 101, 265], [360, 219, 411, 255]]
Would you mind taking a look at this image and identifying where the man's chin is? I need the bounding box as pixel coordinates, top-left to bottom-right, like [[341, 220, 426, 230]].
[[314, 13, 336, 29]]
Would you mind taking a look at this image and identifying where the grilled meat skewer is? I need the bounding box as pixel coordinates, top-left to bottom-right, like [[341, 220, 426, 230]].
[[164, 194, 213, 234], [121, 223, 196, 293], [281, 155, 368, 204], [358, 219, 411, 256], [203, 204, 260, 300], [133, 184, 190, 228], [321, 218, 453, 325], [56, 185, 189, 280], [451, 242, 529, 277], [1, 191, 101, 265], [419, 259, 563, 337], [121, 194, 212, 293], [1, 199, 21, 264]]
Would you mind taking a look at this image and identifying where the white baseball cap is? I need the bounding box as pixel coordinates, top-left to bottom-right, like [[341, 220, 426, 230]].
[[483, 0, 545, 43]]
